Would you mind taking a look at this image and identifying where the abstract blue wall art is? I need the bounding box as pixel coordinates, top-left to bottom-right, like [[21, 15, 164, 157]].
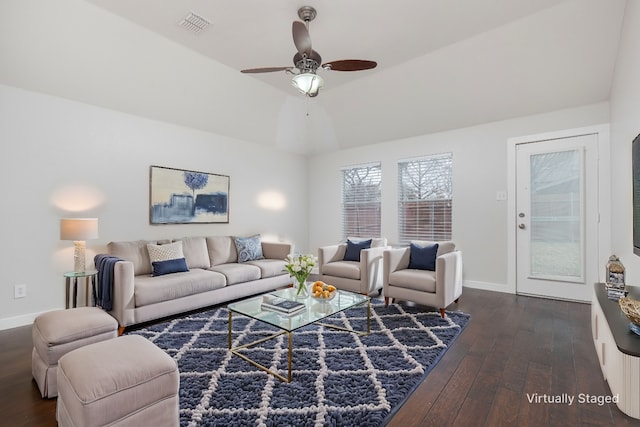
[[150, 165, 229, 224]]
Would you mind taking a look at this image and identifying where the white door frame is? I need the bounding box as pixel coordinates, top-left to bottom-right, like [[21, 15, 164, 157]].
[[506, 124, 611, 297]]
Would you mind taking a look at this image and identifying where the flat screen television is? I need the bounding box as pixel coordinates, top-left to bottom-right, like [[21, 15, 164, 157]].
[[633, 133, 640, 256]]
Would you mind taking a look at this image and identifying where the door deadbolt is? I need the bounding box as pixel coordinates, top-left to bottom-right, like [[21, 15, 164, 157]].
[[518, 212, 525, 218]]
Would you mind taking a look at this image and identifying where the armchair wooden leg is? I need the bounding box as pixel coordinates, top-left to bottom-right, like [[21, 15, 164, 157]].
[[385, 297, 390, 306], [439, 308, 446, 318]]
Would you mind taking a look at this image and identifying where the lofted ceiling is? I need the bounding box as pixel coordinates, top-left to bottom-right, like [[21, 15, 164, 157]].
[[1, 0, 627, 155]]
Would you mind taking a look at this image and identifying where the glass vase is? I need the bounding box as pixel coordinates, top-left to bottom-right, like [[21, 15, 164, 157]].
[[295, 277, 309, 299]]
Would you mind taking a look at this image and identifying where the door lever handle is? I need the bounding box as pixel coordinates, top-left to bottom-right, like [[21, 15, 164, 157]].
[[518, 224, 526, 230]]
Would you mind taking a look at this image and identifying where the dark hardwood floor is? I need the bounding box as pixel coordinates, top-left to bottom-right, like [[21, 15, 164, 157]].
[[0, 288, 636, 426]]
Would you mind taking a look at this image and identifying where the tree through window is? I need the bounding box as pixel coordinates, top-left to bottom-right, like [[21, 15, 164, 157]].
[[398, 154, 453, 243], [341, 163, 382, 238]]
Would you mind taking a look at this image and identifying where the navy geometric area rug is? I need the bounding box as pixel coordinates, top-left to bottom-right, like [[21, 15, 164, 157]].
[[127, 300, 469, 427]]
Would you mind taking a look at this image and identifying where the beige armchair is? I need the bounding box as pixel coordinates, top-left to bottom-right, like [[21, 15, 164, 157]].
[[383, 241, 462, 317], [318, 237, 388, 295]]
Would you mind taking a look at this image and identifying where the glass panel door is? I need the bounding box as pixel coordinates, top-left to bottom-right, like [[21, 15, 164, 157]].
[[515, 133, 597, 302], [529, 149, 583, 281]]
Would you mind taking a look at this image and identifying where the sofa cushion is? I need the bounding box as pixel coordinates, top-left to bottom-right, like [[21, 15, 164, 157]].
[[408, 242, 439, 271], [207, 236, 238, 266], [176, 236, 211, 269], [389, 269, 437, 293], [322, 261, 361, 280], [134, 269, 226, 307], [108, 240, 157, 276], [343, 239, 372, 262], [152, 258, 189, 276], [234, 235, 264, 262], [246, 259, 287, 279], [209, 263, 261, 285]]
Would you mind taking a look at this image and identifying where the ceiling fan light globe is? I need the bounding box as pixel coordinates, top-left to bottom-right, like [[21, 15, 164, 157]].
[[291, 73, 324, 96]]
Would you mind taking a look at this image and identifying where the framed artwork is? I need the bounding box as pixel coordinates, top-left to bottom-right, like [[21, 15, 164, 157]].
[[149, 165, 229, 224]]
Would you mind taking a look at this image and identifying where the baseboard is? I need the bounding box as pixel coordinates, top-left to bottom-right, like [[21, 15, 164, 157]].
[[0, 310, 49, 330], [463, 280, 514, 294]]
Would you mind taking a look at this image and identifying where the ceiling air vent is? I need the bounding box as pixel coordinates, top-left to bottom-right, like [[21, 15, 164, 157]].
[[179, 11, 210, 34]]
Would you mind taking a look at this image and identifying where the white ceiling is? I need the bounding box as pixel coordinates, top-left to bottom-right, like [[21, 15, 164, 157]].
[[88, 0, 571, 94], [1, 0, 627, 155]]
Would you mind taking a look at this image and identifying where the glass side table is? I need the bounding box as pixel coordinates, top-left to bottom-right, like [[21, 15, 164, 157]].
[[64, 270, 98, 309]]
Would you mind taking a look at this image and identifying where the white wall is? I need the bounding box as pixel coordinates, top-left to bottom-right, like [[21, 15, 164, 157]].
[[610, 0, 640, 283], [308, 103, 610, 291], [0, 84, 308, 329]]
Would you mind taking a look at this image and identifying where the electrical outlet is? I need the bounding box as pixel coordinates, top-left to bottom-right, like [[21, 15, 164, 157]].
[[14, 284, 26, 299]]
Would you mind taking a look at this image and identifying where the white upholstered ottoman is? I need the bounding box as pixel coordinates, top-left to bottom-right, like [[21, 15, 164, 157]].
[[32, 307, 118, 398], [56, 335, 180, 427]]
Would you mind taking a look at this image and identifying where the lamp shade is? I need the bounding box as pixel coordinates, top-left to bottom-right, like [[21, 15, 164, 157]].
[[60, 218, 99, 241], [291, 73, 324, 96]]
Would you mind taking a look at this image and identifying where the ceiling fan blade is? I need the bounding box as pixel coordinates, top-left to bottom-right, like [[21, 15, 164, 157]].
[[292, 21, 312, 56], [241, 67, 292, 74], [322, 59, 377, 72]]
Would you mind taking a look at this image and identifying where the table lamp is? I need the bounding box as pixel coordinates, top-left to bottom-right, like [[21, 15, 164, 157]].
[[60, 218, 99, 273]]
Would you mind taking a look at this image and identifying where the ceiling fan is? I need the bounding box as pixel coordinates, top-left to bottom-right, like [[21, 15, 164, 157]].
[[240, 6, 377, 97]]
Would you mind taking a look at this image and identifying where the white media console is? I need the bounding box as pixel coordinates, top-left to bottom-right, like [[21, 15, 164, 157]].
[[591, 283, 640, 419]]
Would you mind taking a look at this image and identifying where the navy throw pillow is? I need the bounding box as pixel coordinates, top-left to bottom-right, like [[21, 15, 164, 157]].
[[408, 243, 439, 271], [152, 257, 189, 276], [343, 239, 372, 262]]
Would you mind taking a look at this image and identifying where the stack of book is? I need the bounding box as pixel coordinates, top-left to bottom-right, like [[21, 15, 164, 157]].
[[261, 295, 306, 315], [605, 283, 627, 301]]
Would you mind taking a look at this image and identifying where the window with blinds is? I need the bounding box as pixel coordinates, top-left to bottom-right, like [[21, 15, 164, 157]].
[[398, 153, 452, 243], [341, 163, 382, 238]]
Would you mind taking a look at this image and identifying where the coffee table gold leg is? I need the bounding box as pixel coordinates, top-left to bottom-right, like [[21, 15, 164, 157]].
[[228, 310, 232, 349], [367, 299, 371, 334], [287, 331, 292, 382]]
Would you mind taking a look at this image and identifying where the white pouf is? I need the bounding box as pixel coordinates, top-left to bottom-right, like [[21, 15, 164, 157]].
[[32, 307, 118, 398], [56, 335, 180, 427]]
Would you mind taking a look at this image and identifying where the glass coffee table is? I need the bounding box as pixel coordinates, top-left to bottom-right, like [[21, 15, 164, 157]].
[[227, 287, 370, 382]]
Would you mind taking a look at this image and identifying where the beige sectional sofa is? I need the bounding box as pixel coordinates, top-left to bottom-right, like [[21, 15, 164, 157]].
[[103, 236, 293, 332]]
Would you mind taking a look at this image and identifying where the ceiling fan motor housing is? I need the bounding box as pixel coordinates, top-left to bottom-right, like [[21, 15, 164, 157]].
[[293, 51, 321, 72]]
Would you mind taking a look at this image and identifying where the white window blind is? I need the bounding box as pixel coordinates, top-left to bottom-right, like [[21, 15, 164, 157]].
[[398, 153, 452, 243], [341, 163, 382, 238]]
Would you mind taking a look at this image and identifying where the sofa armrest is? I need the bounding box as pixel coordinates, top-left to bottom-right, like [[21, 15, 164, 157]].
[[318, 244, 347, 274], [435, 251, 463, 305], [108, 261, 136, 328], [261, 241, 293, 260], [383, 248, 410, 274], [360, 246, 388, 294]]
